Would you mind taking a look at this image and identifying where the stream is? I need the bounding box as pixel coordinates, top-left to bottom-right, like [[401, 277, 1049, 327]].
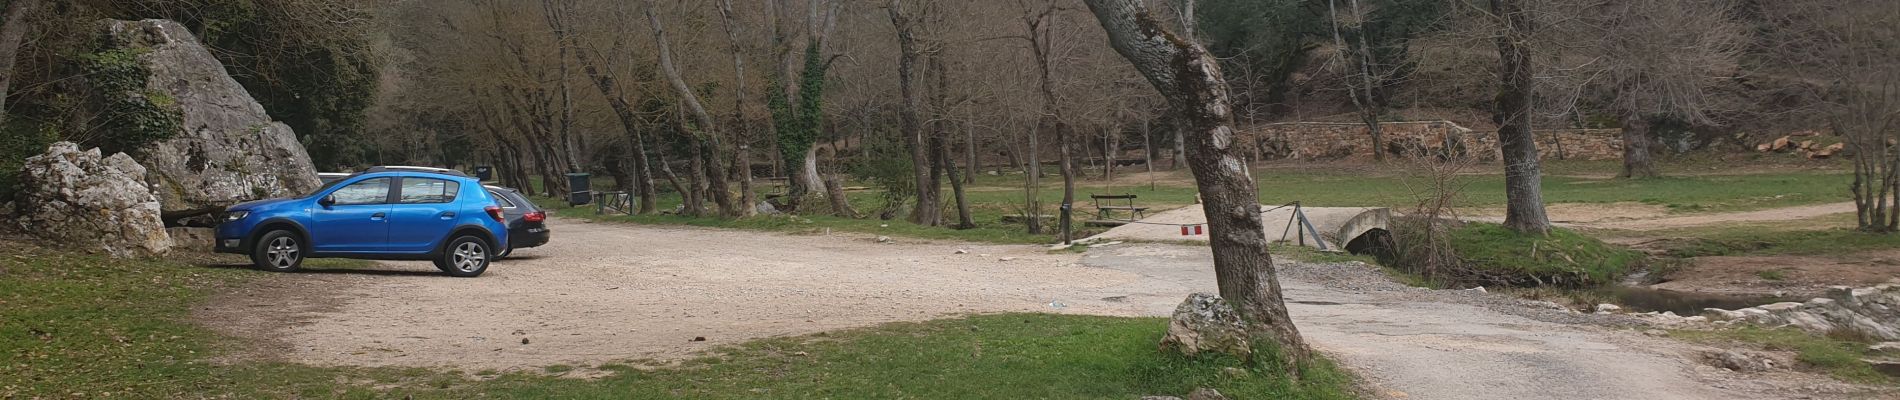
[[1607, 286, 1793, 315]]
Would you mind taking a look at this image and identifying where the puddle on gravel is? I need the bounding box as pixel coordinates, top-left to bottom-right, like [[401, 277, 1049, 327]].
[[1608, 286, 1792, 315]]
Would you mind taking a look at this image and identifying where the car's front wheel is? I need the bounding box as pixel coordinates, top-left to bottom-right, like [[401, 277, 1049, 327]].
[[250, 230, 304, 272], [434, 235, 491, 277]]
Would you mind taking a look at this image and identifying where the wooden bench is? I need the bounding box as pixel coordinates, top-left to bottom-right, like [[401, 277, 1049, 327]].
[[1090, 194, 1149, 220]]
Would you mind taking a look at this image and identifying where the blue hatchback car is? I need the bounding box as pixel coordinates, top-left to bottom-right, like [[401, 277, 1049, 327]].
[[214, 166, 511, 277]]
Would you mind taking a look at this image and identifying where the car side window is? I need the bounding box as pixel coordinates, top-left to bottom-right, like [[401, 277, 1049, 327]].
[[489, 190, 517, 208], [331, 178, 391, 205], [398, 178, 460, 204]]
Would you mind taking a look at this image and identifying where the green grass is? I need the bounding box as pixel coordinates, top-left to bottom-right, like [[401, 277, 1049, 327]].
[[1672, 327, 1895, 384], [0, 240, 1357, 399], [464, 314, 1357, 399], [1447, 223, 1642, 287], [1270, 244, 1379, 265], [1757, 269, 1788, 281]]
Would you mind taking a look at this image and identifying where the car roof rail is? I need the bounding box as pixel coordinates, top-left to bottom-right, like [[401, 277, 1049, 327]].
[[364, 166, 470, 177]]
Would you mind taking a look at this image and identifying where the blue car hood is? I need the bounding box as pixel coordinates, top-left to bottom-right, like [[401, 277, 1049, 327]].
[[227, 198, 297, 211]]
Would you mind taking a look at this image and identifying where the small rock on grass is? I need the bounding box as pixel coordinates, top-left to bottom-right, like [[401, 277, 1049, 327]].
[[1705, 350, 1776, 372], [1595, 303, 1623, 314]]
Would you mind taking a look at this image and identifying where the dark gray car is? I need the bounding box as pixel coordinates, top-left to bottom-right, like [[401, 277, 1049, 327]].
[[484, 185, 551, 257]]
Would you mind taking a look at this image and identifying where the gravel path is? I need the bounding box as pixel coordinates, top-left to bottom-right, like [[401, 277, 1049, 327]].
[[204, 218, 1827, 399]]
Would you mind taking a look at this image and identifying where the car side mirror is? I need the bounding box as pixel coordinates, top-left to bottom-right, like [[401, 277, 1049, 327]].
[[318, 195, 336, 207]]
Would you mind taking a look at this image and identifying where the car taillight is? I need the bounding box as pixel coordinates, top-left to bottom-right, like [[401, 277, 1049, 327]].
[[485, 205, 506, 222], [523, 210, 546, 223]]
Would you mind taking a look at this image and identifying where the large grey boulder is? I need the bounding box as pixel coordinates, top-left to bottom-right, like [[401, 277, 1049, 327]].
[[95, 19, 320, 224], [14, 142, 171, 257], [1159, 293, 1254, 358], [1702, 282, 1900, 340]]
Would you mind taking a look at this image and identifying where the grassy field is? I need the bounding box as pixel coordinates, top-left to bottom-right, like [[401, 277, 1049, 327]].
[[535, 160, 1854, 246], [0, 240, 1356, 399]]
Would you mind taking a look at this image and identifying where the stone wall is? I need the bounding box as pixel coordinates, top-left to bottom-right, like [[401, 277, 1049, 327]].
[[1238, 121, 1624, 162]]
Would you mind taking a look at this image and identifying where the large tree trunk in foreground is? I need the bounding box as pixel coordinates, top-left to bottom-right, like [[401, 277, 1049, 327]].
[[0, 0, 38, 125], [1081, 0, 1309, 369], [1492, 0, 1552, 235], [1619, 114, 1659, 179]]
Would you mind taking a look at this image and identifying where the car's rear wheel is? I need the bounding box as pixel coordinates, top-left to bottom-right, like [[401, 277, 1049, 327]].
[[434, 235, 490, 277], [250, 230, 304, 272]]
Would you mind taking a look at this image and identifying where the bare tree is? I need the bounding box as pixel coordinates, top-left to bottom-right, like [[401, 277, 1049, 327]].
[[1765, 0, 1900, 231], [1015, 0, 1078, 242], [645, 0, 737, 217], [1577, 0, 1746, 179], [891, 0, 943, 226], [1490, 0, 1550, 234], [542, 0, 584, 173], [575, 49, 661, 214], [718, 0, 759, 217], [1080, 0, 1309, 369]]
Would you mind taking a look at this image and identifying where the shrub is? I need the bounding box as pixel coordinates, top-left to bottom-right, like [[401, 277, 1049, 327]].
[[1446, 223, 1642, 287], [1383, 220, 1642, 288], [0, 122, 58, 202]]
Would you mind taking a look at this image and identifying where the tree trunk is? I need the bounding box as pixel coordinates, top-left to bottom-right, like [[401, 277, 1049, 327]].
[[575, 49, 659, 214], [1173, 128, 1187, 170], [0, 0, 38, 125], [655, 148, 695, 214], [648, 0, 736, 216], [1082, 0, 1309, 369], [965, 109, 979, 184], [1022, 4, 1074, 242], [1025, 121, 1044, 234], [891, 0, 941, 226], [1620, 115, 1659, 179], [928, 47, 972, 228], [938, 133, 975, 229], [719, 0, 758, 217], [543, 0, 582, 173], [1142, 118, 1155, 188], [1492, 0, 1552, 235]]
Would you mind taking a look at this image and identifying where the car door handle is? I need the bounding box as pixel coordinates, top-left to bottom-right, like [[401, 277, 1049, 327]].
[[439, 211, 456, 219], [371, 212, 386, 221]]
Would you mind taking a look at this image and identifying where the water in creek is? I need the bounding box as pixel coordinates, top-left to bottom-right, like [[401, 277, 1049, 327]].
[[1607, 286, 1794, 315]]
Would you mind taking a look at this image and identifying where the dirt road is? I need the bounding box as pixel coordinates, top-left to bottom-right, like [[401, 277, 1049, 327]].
[[206, 219, 1813, 399], [1579, 201, 1857, 231]]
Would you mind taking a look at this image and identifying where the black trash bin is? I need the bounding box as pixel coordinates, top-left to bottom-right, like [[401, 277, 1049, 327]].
[[566, 173, 592, 205], [473, 166, 493, 182]]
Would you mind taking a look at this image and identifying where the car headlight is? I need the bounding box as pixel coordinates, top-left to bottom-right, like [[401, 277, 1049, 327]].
[[224, 211, 250, 222]]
